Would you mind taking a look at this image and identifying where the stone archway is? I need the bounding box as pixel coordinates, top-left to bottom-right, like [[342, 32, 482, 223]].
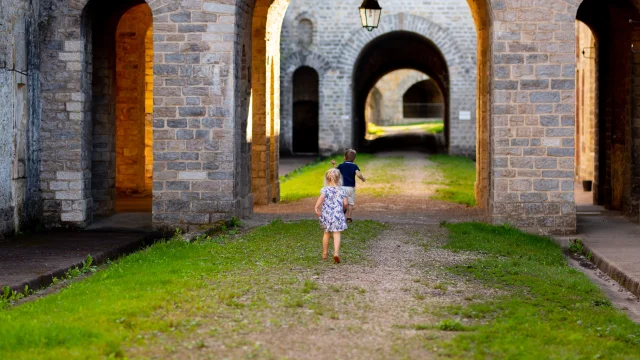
[[39, 0, 155, 227], [39, 0, 267, 231], [402, 79, 444, 119], [351, 30, 451, 151], [336, 13, 477, 156], [35, 0, 598, 235], [364, 69, 432, 127], [280, 51, 332, 154]]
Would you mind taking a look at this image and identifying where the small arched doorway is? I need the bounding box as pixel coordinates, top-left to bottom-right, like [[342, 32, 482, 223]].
[[82, 0, 154, 219], [292, 66, 319, 154]]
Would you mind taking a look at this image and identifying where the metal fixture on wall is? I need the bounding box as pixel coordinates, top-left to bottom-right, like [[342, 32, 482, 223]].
[[359, 0, 382, 31]]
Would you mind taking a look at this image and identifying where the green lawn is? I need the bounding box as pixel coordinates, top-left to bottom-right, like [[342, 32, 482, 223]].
[[280, 154, 375, 202], [427, 154, 476, 206], [0, 220, 384, 359], [367, 121, 444, 138], [281, 153, 477, 206], [439, 223, 640, 359]]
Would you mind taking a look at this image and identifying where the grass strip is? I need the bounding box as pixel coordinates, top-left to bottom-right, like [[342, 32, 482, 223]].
[[0, 220, 385, 359], [427, 154, 476, 206], [439, 222, 640, 359], [367, 121, 444, 137], [280, 154, 375, 202]]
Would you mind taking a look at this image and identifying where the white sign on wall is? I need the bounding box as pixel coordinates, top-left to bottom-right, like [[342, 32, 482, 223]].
[[459, 111, 471, 121]]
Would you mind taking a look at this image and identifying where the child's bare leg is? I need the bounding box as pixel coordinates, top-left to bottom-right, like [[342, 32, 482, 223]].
[[322, 232, 331, 258], [346, 205, 354, 219], [332, 232, 341, 257]]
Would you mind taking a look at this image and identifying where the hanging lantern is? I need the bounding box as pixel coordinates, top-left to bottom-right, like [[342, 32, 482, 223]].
[[359, 0, 382, 32]]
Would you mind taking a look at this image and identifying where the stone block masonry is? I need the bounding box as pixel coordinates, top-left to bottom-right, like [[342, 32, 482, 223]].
[[37, 0, 272, 231], [0, 0, 42, 237], [4, 0, 628, 235], [489, 0, 579, 234], [279, 0, 478, 156]]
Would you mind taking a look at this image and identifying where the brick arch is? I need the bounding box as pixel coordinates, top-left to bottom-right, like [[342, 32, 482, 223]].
[[280, 51, 332, 153], [335, 13, 477, 156]]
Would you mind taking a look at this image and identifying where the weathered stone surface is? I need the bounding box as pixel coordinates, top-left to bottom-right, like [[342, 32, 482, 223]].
[[280, 1, 478, 156], [12, 0, 640, 236]]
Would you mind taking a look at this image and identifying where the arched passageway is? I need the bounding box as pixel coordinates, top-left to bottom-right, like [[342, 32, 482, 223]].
[[82, 0, 153, 218], [575, 0, 640, 222], [363, 69, 444, 147], [292, 66, 319, 153], [402, 79, 444, 119], [352, 31, 450, 152]]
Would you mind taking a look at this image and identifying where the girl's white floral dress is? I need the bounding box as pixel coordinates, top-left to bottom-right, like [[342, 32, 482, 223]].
[[319, 186, 348, 232]]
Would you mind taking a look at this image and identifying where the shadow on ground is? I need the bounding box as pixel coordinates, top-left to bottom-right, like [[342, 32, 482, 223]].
[[362, 133, 443, 153]]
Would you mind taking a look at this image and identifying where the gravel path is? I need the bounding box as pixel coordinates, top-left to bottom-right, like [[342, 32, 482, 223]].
[[141, 222, 497, 360], [246, 224, 490, 360], [253, 152, 484, 225], [134, 153, 492, 358]]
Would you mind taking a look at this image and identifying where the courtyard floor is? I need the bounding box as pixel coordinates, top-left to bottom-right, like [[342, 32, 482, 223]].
[[1, 152, 640, 359]]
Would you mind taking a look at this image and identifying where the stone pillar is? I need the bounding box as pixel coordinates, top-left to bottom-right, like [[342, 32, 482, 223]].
[[39, 1, 92, 227], [251, 1, 272, 205], [488, 1, 577, 234], [151, 1, 242, 229], [251, 0, 287, 205]]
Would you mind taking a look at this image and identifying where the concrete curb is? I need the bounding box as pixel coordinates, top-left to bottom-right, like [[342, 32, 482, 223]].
[[585, 244, 640, 298], [4, 231, 162, 293], [553, 235, 640, 298]]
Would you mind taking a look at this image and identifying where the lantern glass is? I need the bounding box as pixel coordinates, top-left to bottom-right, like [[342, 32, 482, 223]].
[[359, 0, 382, 31]]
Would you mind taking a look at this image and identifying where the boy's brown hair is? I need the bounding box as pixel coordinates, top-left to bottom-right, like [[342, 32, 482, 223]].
[[344, 149, 357, 162]]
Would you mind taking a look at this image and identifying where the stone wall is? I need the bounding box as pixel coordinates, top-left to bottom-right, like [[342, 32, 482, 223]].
[[11, 0, 639, 234], [0, 0, 42, 236], [279, 0, 478, 156], [489, 0, 579, 234], [37, 0, 267, 230]]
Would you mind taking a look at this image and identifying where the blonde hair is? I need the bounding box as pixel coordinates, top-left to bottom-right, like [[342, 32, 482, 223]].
[[324, 168, 343, 187]]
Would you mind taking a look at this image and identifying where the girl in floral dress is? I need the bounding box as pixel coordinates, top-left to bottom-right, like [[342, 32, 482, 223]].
[[314, 169, 348, 263]]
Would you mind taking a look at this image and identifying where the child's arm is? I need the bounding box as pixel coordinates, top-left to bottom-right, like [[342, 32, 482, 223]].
[[330, 159, 337, 168], [314, 194, 325, 217], [356, 170, 366, 182]]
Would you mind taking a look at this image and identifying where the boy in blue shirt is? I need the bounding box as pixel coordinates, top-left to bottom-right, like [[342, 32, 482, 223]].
[[331, 149, 366, 223]]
